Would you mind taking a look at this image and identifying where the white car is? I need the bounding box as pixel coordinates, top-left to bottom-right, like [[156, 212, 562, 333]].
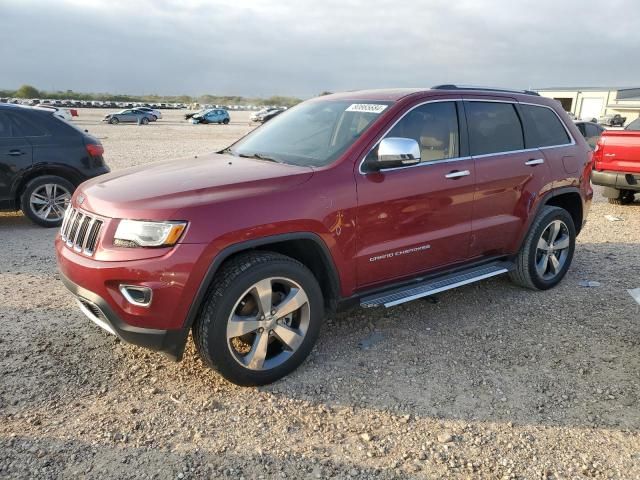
[[136, 107, 162, 120], [34, 105, 77, 121], [250, 107, 280, 122]]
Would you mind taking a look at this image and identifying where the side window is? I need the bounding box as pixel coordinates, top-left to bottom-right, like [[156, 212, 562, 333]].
[[519, 104, 571, 148], [385, 101, 459, 162], [465, 101, 524, 155], [10, 113, 48, 137], [585, 123, 602, 138], [576, 123, 586, 136], [0, 113, 14, 138]]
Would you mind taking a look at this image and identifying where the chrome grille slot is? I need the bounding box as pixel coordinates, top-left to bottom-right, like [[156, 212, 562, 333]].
[[59, 207, 103, 256]]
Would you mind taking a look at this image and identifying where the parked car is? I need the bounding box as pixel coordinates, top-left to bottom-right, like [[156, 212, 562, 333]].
[[34, 105, 79, 121], [191, 109, 230, 124], [102, 109, 156, 125], [184, 109, 208, 120], [56, 85, 592, 385], [598, 113, 626, 127], [624, 117, 640, 131], [575, 121, 605, 150], [591, 129, 640, 204], [0, 104, 109, 227], [136, 107, 162, 120], [250, 107, 285, 123]]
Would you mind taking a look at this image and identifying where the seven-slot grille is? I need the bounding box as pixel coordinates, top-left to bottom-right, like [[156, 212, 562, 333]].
[[60, 207, 103, 255]]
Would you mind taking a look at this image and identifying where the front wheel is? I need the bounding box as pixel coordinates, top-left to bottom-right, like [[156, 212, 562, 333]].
[[223, 118, 230, 125], [141, 117, 149, 125], [109, 117, 119, 125], [193, 251, 324, 386], [509, 206, 576, 290]]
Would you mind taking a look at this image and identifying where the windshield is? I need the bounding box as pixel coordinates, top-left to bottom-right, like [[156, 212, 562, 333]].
[[228, 100, 392, 167]]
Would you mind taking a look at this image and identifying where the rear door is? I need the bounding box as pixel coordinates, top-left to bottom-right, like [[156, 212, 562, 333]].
[[464, 99, 552, 258], [355, 100, 476, 288], [0, 111, 33, 204]]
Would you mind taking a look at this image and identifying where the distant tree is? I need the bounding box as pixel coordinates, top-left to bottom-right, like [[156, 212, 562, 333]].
[[15, 84, 40, 98], [318, 91, 333, 96]]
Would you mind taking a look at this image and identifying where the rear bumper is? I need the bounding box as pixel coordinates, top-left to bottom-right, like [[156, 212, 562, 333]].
[[591, 170, 640, 192]]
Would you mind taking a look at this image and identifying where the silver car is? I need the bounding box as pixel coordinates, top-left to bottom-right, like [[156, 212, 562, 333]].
[[103, 109, 156, 125]]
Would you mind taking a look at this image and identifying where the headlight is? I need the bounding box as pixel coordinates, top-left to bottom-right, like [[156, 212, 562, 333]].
[[114, 220, 187, 247]]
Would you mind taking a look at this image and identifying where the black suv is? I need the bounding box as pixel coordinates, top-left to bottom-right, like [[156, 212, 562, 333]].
[[0, 104, 109, 227]]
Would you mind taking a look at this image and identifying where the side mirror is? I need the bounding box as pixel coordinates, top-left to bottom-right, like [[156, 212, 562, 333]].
[[369, 137, 421, 171]]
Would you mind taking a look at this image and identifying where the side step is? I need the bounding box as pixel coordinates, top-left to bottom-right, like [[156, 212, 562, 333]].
[[360, 261, 513, 308]]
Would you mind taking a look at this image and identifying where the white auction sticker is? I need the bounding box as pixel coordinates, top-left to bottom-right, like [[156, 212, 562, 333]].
[[345, 104, 388, 114]]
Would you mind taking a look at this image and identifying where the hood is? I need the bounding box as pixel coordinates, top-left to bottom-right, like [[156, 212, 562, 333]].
[[77, 153, 314, 219]]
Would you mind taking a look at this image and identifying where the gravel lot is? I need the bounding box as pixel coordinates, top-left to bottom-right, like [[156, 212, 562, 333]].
[[1, 109, 639, 479]]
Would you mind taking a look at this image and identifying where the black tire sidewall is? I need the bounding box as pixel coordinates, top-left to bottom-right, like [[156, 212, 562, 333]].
[[110, 117, 119, 124], [200, 260, 324, 386], [525, 209, 576, 290], [21, 175, 75, 227]]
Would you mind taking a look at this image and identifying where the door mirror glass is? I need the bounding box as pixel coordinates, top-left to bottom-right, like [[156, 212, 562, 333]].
[[371, 137, 421, 170]]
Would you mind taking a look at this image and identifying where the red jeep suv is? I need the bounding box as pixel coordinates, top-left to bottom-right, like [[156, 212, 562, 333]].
[[56, 86, 593, 385]]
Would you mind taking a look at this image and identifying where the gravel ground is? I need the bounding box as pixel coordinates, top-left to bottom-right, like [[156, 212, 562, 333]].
[[0, 109, 639, 479]]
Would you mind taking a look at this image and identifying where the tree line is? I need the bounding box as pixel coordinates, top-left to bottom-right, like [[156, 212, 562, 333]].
[[1, 85, 303, 107]]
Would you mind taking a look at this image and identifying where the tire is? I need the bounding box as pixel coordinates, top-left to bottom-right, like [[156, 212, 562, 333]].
[[20, 175, 74, 227], [509, 206, 576, 290], [608, 190, 635, 205], [223, 118, 230, 125], [193, 251, 324, 386], [151, 115, 157, 121], [109, 117, 119, 125], [141, 117, 149, 125]]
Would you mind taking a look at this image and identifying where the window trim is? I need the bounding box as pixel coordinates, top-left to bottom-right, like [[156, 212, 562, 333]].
[[358, 98, 468, 174], [358, 98, 576, 174]]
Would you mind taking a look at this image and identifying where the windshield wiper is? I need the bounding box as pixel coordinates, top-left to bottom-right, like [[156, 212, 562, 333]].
[[237, 153, 280, 163]]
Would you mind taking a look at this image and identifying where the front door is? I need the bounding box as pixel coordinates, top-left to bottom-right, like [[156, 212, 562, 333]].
[[0, 111, 33, 205], [355, 100, 475, 289]]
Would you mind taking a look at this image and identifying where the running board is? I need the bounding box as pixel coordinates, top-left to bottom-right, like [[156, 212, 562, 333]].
[[360, 261, 513, 308]]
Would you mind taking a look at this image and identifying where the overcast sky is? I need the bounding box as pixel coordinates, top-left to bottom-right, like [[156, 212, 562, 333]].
[[1, 0, 639, 98]]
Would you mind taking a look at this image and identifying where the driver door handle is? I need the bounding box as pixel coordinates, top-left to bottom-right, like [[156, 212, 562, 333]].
[[445, 170, 471, 179], [525, 158, 545, 166]]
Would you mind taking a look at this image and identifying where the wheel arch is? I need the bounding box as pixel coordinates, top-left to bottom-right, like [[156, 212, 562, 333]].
[[513, 187, 585, 254], [14, 166, 83, 208], [174, 233, 341, 360]]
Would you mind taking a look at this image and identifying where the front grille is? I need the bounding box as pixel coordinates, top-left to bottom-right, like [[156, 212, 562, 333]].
[[60, 207, 103, 256]]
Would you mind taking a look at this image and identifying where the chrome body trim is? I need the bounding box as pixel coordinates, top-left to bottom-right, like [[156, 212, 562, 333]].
[[119, 285, 153, 308], [76, 299, 116, 336]]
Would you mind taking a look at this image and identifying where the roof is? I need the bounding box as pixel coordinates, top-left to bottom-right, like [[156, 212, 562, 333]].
[[322, 86, 542, 102]]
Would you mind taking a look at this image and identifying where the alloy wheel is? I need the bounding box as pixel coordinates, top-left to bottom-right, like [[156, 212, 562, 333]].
[[535, 219, 571, 280], [29, 183, 71, 221], [226, 277, 310, 371]]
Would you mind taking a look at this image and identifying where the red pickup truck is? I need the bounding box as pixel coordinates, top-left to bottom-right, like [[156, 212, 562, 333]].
[[591, 128, 640, 204]]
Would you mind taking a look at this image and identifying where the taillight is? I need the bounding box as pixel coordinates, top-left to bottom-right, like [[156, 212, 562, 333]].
[[86, 143, 104, 157], [592, 140, 603, 170]]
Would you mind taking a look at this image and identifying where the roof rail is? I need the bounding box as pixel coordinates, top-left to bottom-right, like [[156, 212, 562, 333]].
[[432, 84, 540, 96]]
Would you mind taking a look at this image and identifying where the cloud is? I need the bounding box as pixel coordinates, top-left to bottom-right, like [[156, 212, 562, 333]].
[[1, 0, 639, 97]]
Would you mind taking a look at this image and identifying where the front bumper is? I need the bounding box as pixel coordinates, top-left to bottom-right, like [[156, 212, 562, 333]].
[[60, 271, 187, 360], [56, 236, 211, 360], [591, 170, 640, 192]]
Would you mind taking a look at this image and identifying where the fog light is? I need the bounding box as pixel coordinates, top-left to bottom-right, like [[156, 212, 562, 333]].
[[119, 285, 152, 307]]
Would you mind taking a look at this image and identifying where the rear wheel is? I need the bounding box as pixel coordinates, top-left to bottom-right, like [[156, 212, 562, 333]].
[[193, 251, 324, 386], [20, 175, 74, 227], [509, 206, 576, 290], [608, 190, 635, 205]]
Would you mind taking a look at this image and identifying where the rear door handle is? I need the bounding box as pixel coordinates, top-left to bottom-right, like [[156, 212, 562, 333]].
[[8, 150, 25, 156], [445, 170, 471, 179], [525, 158, 544, 166]]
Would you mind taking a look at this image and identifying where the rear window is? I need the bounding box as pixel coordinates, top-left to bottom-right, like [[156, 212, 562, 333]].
[[625, 118, 640, 131], [519, 104, 571, 148], [465, 101, 524, 156]]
